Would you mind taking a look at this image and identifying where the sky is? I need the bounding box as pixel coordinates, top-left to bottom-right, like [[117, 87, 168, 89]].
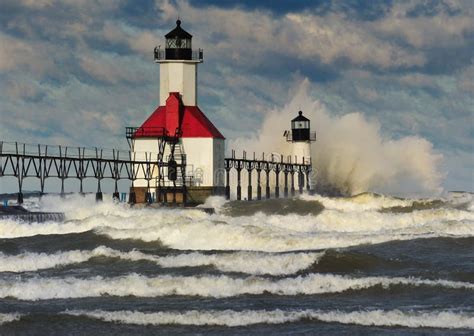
[[0, 0, 473, 193]]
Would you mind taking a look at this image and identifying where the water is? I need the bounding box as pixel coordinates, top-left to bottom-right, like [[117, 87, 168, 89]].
[[0, 192, 473, 335]]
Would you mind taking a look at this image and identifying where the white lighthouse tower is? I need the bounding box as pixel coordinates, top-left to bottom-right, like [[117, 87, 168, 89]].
[[130, 20, 225, 204], [285, 110, 316, 187]]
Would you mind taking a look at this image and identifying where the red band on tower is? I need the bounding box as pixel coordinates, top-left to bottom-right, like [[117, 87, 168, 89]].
[[165, 92, 181, 136]]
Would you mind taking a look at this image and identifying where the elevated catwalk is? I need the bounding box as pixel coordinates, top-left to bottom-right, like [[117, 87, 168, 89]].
[[0, 141, 312, 205]]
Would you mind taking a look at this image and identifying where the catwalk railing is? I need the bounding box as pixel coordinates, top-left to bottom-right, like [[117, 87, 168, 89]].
[[225, 150, 313, 201], [0, 141, 179, 204]]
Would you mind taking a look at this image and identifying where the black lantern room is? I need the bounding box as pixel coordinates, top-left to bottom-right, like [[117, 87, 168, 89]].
[[285, 111, 316, 142], [164, 19, 193, 60], [291, 111, 310, 141]]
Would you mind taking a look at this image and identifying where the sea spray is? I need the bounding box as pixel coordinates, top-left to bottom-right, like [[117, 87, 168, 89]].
[[229, 79, 443, 196]]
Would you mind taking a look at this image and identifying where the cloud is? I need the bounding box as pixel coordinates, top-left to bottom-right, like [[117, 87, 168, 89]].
[[376, 0, 474, 48], [5, 79, 41, 100], [101, 21, 159, 56], [457, 62, 474, 94], [78, 52, 149, 84], [155, 0, 425, 69], [0, 32, 53, 74], [398, 73, 439, 88], [16, 0, 54, 9], [0, 0, 472, 192]]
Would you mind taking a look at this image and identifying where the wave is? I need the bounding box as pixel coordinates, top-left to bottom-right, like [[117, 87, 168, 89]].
[[2, 194, 472, 252], [97, 208, 473, 251], [302, 193, 416, 212], [63, 309, 474, 329], [222, 198, 325, 217], [0, 273, 472, 301], [0, 313, 21, 326], [0, 247, 323, 276], [302, 192, 474, 213]]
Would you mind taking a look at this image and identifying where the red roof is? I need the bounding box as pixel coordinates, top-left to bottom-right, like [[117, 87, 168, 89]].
[[135, 93, 224, 139]]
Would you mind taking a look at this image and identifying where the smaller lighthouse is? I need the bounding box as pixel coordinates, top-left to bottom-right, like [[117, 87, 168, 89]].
[[286, 111, 316, 163], [285, 111, 316, 189]]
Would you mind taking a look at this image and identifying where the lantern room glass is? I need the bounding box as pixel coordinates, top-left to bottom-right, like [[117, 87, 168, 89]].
[[292, 121, 309, 129], [166, 37, 192, 49]]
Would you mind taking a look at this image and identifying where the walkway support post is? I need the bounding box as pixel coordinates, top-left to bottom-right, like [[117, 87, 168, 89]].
[[245, 162, 253, 201]]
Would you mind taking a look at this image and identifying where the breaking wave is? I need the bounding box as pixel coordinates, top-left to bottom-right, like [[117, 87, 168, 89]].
[[64, 309, 474, 329], [0, 313, 22, 326], [0, 273, 472, 301], [302, 193, 418, 212], [95, 204, 474, 251], [229, 79, 443, 196], [1, 194, 472, 252], [302, 192, 473, 212], [0, 247, 323, 276]]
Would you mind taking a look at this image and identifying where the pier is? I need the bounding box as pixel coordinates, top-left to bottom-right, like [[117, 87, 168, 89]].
[[1, 141, 313, 205], [224, 150, 312, 201], [0, 141, 173, 204], [0, 141, 312, 204]]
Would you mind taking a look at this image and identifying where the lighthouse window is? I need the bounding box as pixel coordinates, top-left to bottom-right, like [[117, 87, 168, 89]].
[[166, 38, 191, 48], [292, 121, 309, 129]]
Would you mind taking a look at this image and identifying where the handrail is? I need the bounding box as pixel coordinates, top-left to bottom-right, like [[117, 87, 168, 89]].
[[0, 140, 163, 161], [126, 127, 168, 139], [153, 48, 203, 61]]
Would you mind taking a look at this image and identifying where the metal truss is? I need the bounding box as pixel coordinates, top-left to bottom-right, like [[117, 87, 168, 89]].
[[224, 150, 313, 201], [0, 141, 170, 203]]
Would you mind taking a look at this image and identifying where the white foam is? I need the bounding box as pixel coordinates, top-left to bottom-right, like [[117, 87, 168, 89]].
[[0, 247, 323, 275], [0, 249, 95, 273], [97, 207, 474, 251], [154, 251, 323, 275], [446, 192, 474, 210], [0, 273, 472, 301], [197, 196, 228, 214], [0, 313, 22, 326], [313, 309, 474, 329], [2, 194, 472, 252], [0, 194, 208, 239], [230, 80, 443, 196], [63, 309, 474, 329], [302, 192, 474, 213], [301, 193, 416, 212]]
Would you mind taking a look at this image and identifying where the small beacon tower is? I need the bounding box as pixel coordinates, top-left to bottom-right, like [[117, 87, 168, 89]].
[[129, 20, 225, 204], [285, 111, 316, 187]]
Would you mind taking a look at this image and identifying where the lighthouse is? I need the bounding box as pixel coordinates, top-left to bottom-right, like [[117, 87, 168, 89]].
[[129, 20, 225, 204], [285, 111, 316, 190], [286, 111, 316, 163]]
